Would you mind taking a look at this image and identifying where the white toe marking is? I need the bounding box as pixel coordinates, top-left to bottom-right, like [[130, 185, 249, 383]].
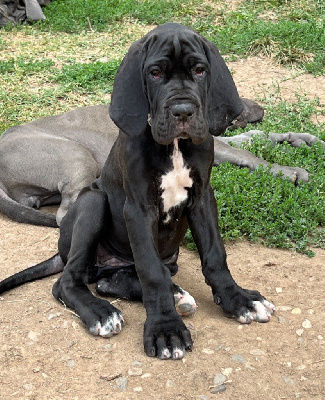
[[237, 314, 252, 324], [89, 312, 124, 337], [174, 287, 197, 316], [262, 299, 276, 313], [160, 348, 171, 359], [172, 347, 184, 360], [251, 301, 271, 322]]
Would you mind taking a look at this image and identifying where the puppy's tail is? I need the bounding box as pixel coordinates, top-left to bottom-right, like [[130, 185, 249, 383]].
[[0, 188, 58, 227], [0, 254, 64, 294]]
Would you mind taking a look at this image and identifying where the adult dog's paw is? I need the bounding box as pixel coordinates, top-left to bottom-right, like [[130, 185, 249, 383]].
[[144, 315, 193, 360], [216, 288, 275, 324]]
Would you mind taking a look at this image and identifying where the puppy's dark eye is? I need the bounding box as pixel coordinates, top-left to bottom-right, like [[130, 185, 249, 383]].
[[195, 66, 205, 76], [151, 69, 162, 78]]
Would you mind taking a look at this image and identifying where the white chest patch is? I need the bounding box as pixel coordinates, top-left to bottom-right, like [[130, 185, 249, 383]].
[[160, 139, 193, 221]]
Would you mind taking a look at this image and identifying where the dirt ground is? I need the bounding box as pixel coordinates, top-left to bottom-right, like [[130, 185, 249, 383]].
[[1, 58, 325, 400]]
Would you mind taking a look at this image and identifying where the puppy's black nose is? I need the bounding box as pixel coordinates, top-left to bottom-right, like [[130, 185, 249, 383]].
[[171, 103, 195, 121]]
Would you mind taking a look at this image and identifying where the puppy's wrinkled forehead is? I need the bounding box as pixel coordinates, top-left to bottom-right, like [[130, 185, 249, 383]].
[[144, 29, 209, 67]]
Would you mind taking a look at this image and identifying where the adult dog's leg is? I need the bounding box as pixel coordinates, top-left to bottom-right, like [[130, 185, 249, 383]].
[[52, 188, 124, 337], [187, 186, 275, 323]]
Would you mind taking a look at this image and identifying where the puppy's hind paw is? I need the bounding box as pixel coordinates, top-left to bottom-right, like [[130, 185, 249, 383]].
[[89, 311, 124, 337], [173, 285, 197, 317]]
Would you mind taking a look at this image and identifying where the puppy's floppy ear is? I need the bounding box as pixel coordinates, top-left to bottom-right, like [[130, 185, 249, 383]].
[[109, 37, 150, 136], [203, 40, 243, 136]]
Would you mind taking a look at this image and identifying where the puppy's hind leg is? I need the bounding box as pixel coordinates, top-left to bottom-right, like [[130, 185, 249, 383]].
[[52, 187, 124, 337], [96, 267, 143, 301], [96, 268, 197, 316]]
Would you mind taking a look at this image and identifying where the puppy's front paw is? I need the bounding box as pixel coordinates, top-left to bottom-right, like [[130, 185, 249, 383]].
[[216, 287, 275, 324], [144, 315, 193, 360], [236, 299, 275, 323]]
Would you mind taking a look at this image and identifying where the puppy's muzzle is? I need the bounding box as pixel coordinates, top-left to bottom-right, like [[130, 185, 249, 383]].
[[170, 102, 196, 140], [170, 103, 195, 122]]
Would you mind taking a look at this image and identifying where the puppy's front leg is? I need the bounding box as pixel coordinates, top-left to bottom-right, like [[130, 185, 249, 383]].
[[123, 201, 192, 359], [187, 185, 275, 324]]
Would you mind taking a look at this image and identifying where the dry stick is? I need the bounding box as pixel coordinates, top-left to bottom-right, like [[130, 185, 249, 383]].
[[87, 17, 94, 32], [100, 373, 122, 382]]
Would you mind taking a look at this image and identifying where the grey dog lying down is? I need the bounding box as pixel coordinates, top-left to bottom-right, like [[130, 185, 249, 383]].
[[0, 103, 321, 228]]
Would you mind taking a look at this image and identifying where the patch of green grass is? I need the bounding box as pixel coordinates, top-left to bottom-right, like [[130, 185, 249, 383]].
[[202, 13, 325, 75], [39, 0, 203, 33], [210, 158, 325, 256], [53, 59, 120, 93], [0, 58, 55, 75]]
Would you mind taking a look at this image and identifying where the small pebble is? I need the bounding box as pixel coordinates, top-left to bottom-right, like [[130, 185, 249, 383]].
[[211, 384, 227, 394], [307, 309, 314, 315], [133, 386, 143, 392], [231, 354, 247, 364], [292, 308, 301, 315], [202, 348, 214, 355], [296, 329, 304, 337], [221, 368, 233, 376], [318, 335, 323, 340], [276, 287, 283, 293], [197, 396, 209, 400], [71, 321, 79, 329], [22, 384, 35, 391], [282, 376, 295, 385], [277, 306, 291, 311], [278, 316, 286, 324], [67, 360, 75, 368], [115, 377, 128, 391], [296, 365, 306, 370], [249, 349, 265, 356], [213, 373, 226, 386], [48, 312, 61, 320], [128, 367, 143, 376], [302, 319, 312, 329], [141, 373, 152, 379], [132, 360, 142, 367], [28, 331, 40, 342], [166, 380, 176, 388]]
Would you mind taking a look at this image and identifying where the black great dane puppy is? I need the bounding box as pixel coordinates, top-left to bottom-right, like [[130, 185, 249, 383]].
[[0, 23, 275, 359]]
